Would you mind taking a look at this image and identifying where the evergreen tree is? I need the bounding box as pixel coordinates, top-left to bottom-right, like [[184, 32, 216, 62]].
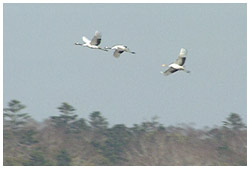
[[89, 111, 108, 131], [19, 129, 38, 145], [50, 102, 78, 129], [70, 118, 89, 133], [102, 124, 132, 164], [3, 100, 30, 130], [223, 113, 245, 130]]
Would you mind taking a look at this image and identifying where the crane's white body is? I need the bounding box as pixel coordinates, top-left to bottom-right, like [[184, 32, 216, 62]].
[[75, 31, 108, 51], [82, 43, 100, 49], [168, 63, 185, 70], [161, 48, 190, 76], [105, 45, 135, 58]]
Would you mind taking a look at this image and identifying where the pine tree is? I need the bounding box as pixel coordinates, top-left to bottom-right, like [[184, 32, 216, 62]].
[[50, 102, 78, 129], [102, 124, 132, 164], [223, 113, 245, 130], [89, 111, 108, 131], [3, 100, 30, 130], [70, 118, 89, 133]]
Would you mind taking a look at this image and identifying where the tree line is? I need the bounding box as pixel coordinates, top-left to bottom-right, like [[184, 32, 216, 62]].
[[3, 100, 247, 166]]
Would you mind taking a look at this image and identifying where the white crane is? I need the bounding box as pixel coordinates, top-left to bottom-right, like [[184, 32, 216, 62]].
[[75, 31, 108, 51], [105, 45, 136, 58], [161, 48, 190, 76]]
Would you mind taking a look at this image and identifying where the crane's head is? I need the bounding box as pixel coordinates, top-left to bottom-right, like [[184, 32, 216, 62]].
[[75, 42, 82, 46]]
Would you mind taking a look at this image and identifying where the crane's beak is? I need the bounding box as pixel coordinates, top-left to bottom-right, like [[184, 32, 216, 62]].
[[161, 64, 167, 67]]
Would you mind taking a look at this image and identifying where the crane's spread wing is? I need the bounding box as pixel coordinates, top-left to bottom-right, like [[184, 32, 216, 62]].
[[162, 67, 178, 76], [174, 48, 187, 66], [82, 36, 91, 44], [113, 50, 124, 58], [175, 57, 186, 66], [90, 31, 102, 46]]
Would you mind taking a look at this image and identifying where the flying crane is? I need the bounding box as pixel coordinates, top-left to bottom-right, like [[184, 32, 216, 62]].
[[161, 48, 190, 76], [105, 45, 135, 58], [75, 31, 108, 51]]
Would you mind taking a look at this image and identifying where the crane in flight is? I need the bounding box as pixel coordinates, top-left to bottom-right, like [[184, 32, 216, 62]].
[[105, 45, 135, 58], [161, 48, 190, 76], [75, 31, 108, 51]]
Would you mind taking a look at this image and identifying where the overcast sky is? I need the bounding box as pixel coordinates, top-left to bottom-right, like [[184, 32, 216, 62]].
[[3, 3, 246, 128]]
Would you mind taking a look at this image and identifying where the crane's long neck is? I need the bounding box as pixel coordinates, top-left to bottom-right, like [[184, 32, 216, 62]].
[[75, 42, 82, 46], [98, 47, 108, 51], [104, 47, 112, 50]]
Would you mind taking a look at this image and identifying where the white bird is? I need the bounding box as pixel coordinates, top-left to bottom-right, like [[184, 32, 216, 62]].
[[75, 31, 108, 51], [161, 48, 190, 76], [105, 45, 136, 58]]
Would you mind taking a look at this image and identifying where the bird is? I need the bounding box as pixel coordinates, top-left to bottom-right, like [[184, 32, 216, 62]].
[[161, 48, 190, 76], [104, 45, 136, 58], [75, 31, 108, 51]]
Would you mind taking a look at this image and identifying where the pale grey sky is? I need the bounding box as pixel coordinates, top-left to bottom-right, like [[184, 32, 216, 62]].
[[3, 3, 247, 128]]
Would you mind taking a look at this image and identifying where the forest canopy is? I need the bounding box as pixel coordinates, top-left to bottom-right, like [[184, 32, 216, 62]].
[[3, 100, 247, 166]]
